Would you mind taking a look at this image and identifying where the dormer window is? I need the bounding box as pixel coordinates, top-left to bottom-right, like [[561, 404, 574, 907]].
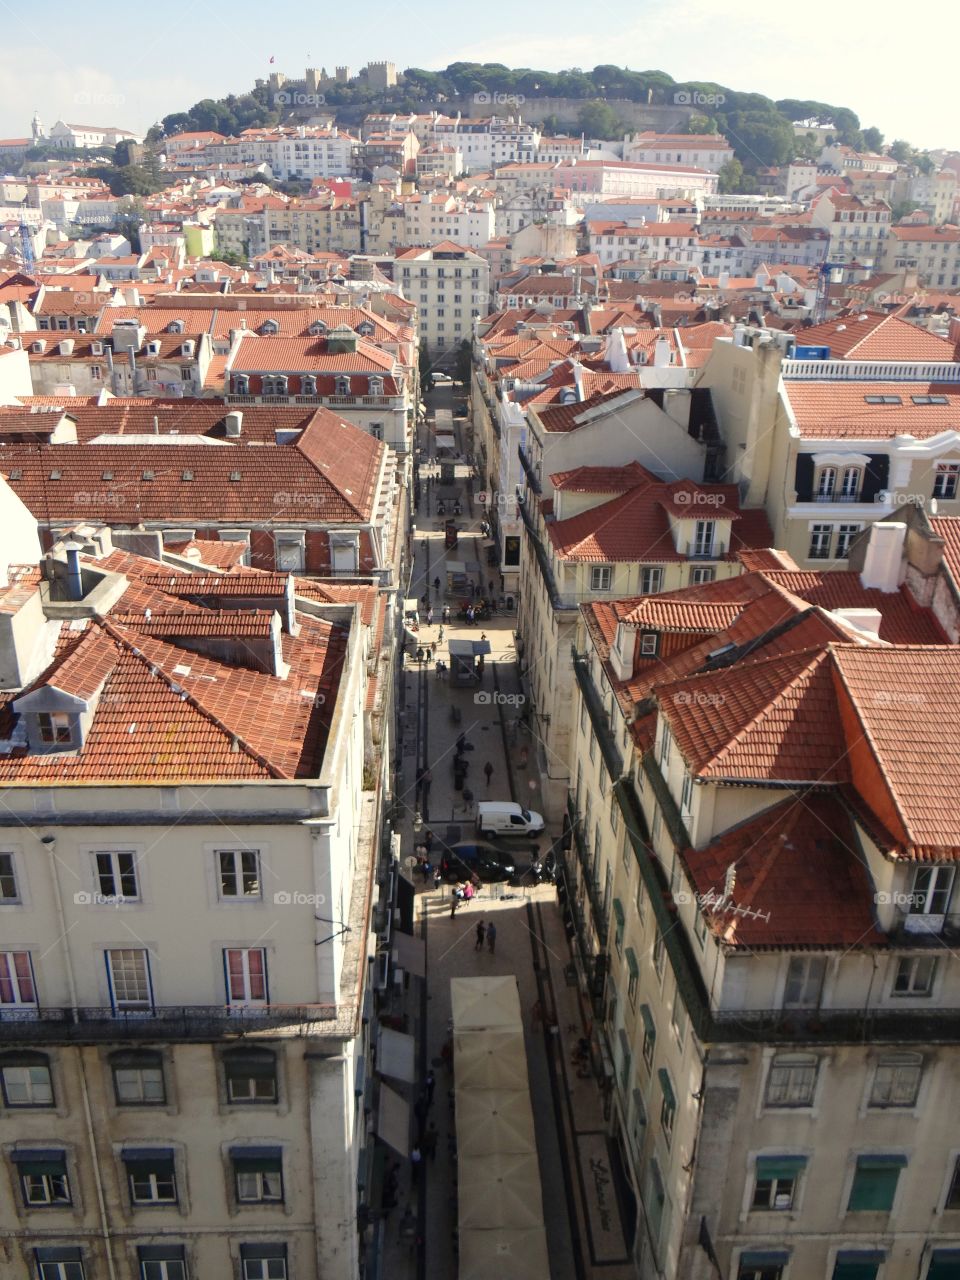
[[259, 320, 279, 335], [38, 712, 73, 746], [301, 375, 317, 396], [335, 376, 351, 396], [692, 521, 716, 557], [308, 321, 326, 335], [368, 376, 384, 395], [640, 632, 658, 657], [233, 375, 250, 395]]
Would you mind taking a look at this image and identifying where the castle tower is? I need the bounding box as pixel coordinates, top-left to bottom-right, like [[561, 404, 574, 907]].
[[335, 66, 351, 83], [31, 111, 44, 141]]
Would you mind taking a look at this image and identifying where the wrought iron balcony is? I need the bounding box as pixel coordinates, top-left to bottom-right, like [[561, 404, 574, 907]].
[[0, 1003, 338, 1044], [566, 794, 609, 940], [517, 445, 542, 496], [572, 651, 624, 782]]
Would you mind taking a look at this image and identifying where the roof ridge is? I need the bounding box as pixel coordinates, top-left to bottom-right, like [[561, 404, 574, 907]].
[[100, 617, 283, 778]]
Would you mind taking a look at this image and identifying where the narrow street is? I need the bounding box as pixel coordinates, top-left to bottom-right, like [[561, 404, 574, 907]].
[[376, 389, 638, 1280]]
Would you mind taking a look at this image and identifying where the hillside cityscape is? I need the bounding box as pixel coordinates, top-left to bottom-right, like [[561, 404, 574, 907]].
[[0, 36, 960, 1280]]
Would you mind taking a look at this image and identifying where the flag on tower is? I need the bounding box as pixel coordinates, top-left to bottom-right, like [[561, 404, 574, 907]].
[[269, 55, 275, 63]]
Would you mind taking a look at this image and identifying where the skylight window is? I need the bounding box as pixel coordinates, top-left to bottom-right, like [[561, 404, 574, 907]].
[[182, 470, 194, 481]]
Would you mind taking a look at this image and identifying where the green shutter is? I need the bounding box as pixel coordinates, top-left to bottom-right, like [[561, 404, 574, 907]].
[[927, 1251, 960, 1280], [613, 899, 625, 927], [848, 1160, 903, 1211], [756, 1155, 807, 1181], [658, 1067, 676, 1109], [640, 1005, 656, 1038], [832, 1252, 884, 1280], [625, 947, 639, 978]]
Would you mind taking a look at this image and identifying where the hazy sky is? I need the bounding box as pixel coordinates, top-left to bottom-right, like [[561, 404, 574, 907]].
[[0, 0, 954, 152]]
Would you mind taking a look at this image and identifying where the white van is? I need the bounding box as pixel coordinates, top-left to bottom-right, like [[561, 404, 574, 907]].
[[476, 801, 545, 838]]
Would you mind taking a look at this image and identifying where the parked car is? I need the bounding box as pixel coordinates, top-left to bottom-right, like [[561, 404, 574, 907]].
[[440, 841, 517, 883], [476, 801, 545, 839], [431, 371, 453, 384]]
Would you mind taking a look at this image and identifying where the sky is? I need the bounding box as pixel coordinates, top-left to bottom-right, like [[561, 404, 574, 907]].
[[0, 0, 954, 153]]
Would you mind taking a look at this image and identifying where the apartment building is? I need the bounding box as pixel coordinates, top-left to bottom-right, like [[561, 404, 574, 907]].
[[432, 115, 540, 171], [0, 400, 402, 581], [204, 128, 357, 181], [517, 461, 771, 817], [881, 225, 960, 288], [0, 526, 389, 1280], [699, 317, 960, 568], [558, 160, 719, 200], [564, 530, 960, 1279], [810, 192, 892, 267], [25, 327, 213, 399], [393, 242, 489, 365], [623, 132, 735, 174]]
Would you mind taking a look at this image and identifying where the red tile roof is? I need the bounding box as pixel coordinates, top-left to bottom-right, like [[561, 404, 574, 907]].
[[784, 381, 960, 440], [795, 311, 959, 361]]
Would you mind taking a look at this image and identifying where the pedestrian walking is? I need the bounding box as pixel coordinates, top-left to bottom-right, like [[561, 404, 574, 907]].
[[438, 624, 445, 641], [435, 659, 443, 680], [475, 920, 486, 950], [456, 731, 466, 755], [488, 579, 495, 596], [425, 1071, 436, 1106], [486, 921, 497, 954], [433, 576, 441, 593], [484, 761, 494, 787], [450, 893, 459, 918], [463, 880, 475, 902], [433, 866, 442, 892], [426, 606, 434, 626]]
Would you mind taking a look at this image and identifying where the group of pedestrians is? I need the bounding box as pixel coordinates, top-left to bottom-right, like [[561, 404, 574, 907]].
[[474, 919, 497, 954]]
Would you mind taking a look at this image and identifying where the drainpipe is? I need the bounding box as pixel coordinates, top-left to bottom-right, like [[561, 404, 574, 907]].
[[40, 833, 119, 1280]]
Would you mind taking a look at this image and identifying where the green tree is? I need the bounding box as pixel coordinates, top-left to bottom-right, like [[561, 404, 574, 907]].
[[862, 126, 884, 152], [454, 340, 472, 386], [577, 101, 620, 139], [718, 158, 745, 193], [889, 139, 913, 164]]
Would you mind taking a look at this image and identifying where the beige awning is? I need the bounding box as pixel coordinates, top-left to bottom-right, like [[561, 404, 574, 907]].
[[378, 1026, 416, 1084], [392, 930, 426, 978], [458, 1152, 545, 1228], [456, 1089, 536, 1157], [454, 1030, 528, 1091], [458, 1227, 551, 1280], [376, 1083, 410, 1155], [450, 976, 523, 1033]]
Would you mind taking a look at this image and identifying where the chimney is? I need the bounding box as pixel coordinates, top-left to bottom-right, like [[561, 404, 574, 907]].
[[860, 521, 906, 593], [225, 410, 243, 437], [653, 336, 672, 367], [831, 607, 883, 641]]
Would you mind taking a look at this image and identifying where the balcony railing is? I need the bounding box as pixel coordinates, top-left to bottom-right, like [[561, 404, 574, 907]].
[[0, 1003, 337, 1044], [518, 499, 568, 611], [567, 794, 609, 940], [572, 651, 624, 782], [517, 445, 542, 497], [783, 359, 960, 383]]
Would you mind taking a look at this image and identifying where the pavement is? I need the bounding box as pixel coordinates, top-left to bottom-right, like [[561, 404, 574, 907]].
[[373, 395, 638, 1280]]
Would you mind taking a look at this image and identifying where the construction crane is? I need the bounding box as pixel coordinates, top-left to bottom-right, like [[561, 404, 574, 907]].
[[812, 260, 846, 325], [18, 221, 35, 271]]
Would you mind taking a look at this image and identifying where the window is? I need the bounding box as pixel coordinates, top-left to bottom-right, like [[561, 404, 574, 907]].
[[783, 955, 826, 1008], [640, 632, 658, 656], [625, 948, 639, 1005], [640, 1005, 656, 1069], [35, 1248, 86, 1280], [275, 537, 304, 572], [691, 566, 715, 585], [945, 1157, 960, 1210], [809, 524, 832, 559], [111, 1050, 165, 1106], [0, 852, 18, 901], [14, 1150, 70, 1205], [752, 1155, 806, 1209], [817, 466, 837, 499], [893, 955, 937, 996], [138, 1245, 187, 1280], [653, 929, 666, 981], [233, 1148, 284, 1203], [590, 565, 612, 591], [240, 1244, 287, 1280], [0, 1051, 53, 1105], [847, 1154, 906, 1212], [908, 866, 955, 919], [737, 1253, 788, 1280], [38, 712, 73, 745], [0, 951, 36, 1009], [831, 1254, 886, 1280], [218, 849, 262, 899], [693, 520, 715, 557], [839, 466, 862, 499], [613, 900, 625, 956], [658, 1067, 676, 1145], [870, 1053, 922, 1108], [641, 566, 663, 594], [658, 723, 671, 768], [95, 851, 139, 900], [934, 463, 960, 500], [225, 948, 268, 1005], [679, 771, 693, 818], [107, 948, 153, 1012], [766, 1053, 818, 1107], [224, 1048, 278, 1103], [835, 523, 861, 559], [124, 1149, 177, 1204]]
